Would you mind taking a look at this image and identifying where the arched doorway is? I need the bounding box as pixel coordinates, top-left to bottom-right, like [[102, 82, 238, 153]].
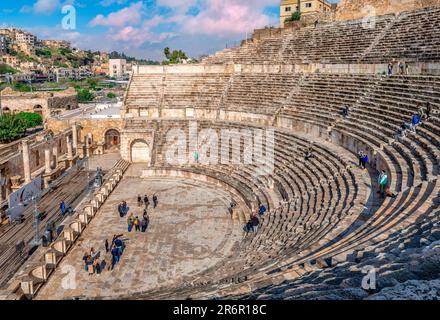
[[104, 129, 120, 151], [33, 105, 43, 116], [131, 140, 150, 163]]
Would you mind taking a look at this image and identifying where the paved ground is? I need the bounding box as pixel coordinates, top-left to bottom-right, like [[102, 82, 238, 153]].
[[36, 177, 241, 299]]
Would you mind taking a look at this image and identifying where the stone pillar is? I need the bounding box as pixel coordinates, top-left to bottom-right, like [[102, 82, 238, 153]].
[[21, 139, 31, 184], [52, 144, 58, 168], [66, 136, 73, 159], [44, 147, 51, 174], [72, 124, 78, 152]]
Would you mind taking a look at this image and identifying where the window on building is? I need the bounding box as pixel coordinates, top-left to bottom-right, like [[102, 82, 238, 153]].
[[285, 7, 291, 12], [305, 3, 312, 8]]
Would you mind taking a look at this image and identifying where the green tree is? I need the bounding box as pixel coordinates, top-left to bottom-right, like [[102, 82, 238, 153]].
[[0, 64, 17, 74], [15, 112, 43, 128], [77, 89, 94, 102], [0, 115, 28, 143], [162, 47, 188, 65], [107, 92, 116, 99]]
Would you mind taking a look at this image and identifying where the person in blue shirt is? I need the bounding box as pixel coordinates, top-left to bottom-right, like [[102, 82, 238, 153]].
[[410, 114, 422, 133], [258, 204, 267, 216], [60, 201, 66, 216]]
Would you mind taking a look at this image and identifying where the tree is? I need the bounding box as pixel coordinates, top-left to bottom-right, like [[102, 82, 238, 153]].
[[0, 115, 28, 143], [15, 112, 43, 128], [77, 89, 94, 102], [107, 92, 116, 99], [162, 47, 188, 65]]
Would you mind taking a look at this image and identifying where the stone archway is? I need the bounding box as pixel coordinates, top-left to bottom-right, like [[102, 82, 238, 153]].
[[130, 139, 150, 163], [33, 105, 43, 116], [104, 129, 121, 151]]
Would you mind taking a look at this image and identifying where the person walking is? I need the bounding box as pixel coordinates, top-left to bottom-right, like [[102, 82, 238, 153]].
[[141, 216, 148, 232], [134, 216, 140, 232], [153, 194, 158, 209], [137, 195, 143, 207], [426, 102, 432, 120], [105, 239, 109, 253], [358, 150, 365, 169], [143, 194, 149, 208]]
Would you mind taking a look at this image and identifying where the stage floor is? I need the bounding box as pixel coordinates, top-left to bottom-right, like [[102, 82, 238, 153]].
[[36, 176, 241, 299]]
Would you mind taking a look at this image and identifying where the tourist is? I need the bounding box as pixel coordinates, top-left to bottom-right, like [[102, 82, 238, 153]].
[[105, 239, 109, 253], [87, 255, 94, 275], [258, 204, 267, 216], [143, 194, 149, 207], [82, 252, 89, 272], [127, 214, 134, 232], [251, 215, 260, 233], [153, 194, 158, 208], [305, 147, 313, 161], [341, 105, 349, 118], [378, 170, 388, 198], [426, 102, 432, 120], [358, 150, 365, 169], [60, 201, 66, 217], [117, 202, 124, 218], [398, 61, 404, 74], [410, 113, 422, 133], [405, 63, 409, 75], [387, 62, 393, 76], [137, 195, 142, 207], [134, 216, 140, 232], [314, 19, 319, 28], [111, 246, 119, 270], [194, 149, 200, 163], [244, 220, 253, 235], [93, 258, 101, 275], [141, 216, 148, 232], [361, 153, 369, 170], [114, 238, 124, 256], [90, 247, 97, 259]]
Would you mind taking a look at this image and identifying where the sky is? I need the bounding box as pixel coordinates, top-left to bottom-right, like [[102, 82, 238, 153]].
[[0, 0, 339, 61]]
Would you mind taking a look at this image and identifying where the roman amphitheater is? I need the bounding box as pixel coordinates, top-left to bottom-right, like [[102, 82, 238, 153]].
[[1, 0, 440, 300]]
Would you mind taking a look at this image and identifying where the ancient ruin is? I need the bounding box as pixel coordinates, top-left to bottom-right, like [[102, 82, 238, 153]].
[[0, 2, 439, 301]]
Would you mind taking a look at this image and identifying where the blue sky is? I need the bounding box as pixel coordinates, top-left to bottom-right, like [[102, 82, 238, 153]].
[[0, 0, 339, 60]]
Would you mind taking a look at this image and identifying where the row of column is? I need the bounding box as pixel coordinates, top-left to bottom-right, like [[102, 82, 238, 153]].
[[21, 124, 79, 185]]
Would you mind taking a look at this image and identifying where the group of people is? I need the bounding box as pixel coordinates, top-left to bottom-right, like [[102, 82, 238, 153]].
[[243, 204, 266, 235], [59, 201, 74, 217], [388, 60, 409, 76], [137, 193, 158, 209], [127, 212, 149, 233], [396, 102, 432, 139], [82, 247, 102, 275]]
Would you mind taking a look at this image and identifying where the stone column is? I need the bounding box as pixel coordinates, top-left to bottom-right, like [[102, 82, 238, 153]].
[[66, 136, 73, 159], [44, 147, 51, 174], [52, 143, 58, 168], [72, 124, 78, 152], [21, 139, 31, 184]]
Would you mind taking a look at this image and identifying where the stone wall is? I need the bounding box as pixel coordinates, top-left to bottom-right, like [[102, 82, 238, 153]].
[[46, 118, 124, 146], [335, 0, 440, 21], [0, 87, 78, 119]]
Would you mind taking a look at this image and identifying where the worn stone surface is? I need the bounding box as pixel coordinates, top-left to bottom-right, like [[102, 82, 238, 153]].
[[36, 177, 241, 299]]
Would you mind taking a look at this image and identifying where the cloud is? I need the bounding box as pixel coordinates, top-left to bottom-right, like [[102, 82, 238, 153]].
[[99, 0, 128, 7], [89, 1, 144, 27], [33, 0, 61, 14]]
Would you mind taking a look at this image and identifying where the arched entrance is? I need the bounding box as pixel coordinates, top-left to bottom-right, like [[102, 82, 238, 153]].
[[33, 105, 43, 116], [104, 129, 120, 151], [131, 140, 150, 163]]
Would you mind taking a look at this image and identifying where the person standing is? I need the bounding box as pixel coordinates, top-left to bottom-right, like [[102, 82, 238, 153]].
[[378, 170, 388, 198], [134, 216, 140, 232], [127, 214, 134, 232], [141, 217, 148, 232], [105, 239, 109, 253], [153, 194, 158, 209], [60, 201, 66, 217], [143, 194, 149, 208], [137, 195, 142, 207]]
